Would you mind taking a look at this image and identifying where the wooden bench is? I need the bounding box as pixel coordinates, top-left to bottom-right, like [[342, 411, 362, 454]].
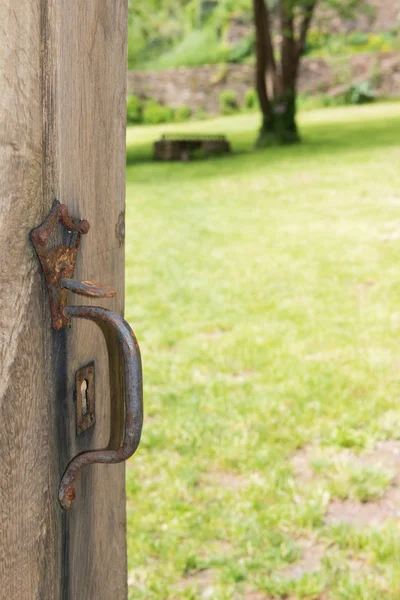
[[154, 134, 231, 161]]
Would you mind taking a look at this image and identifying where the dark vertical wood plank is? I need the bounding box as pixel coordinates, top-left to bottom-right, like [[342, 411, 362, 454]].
[[0, 1, 62, 598]]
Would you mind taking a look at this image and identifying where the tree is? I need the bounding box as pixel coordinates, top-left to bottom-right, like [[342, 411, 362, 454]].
[[253, 0, 363, 145]]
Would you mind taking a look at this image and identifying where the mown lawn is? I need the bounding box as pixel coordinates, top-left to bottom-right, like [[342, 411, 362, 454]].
[[125, 102, 400, 600]]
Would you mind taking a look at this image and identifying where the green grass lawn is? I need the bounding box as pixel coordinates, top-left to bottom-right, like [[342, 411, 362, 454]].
[[125, 102, 400, 600]]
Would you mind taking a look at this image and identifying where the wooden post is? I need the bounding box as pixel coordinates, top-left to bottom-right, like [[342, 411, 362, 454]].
[[0, 2, 128, 598]]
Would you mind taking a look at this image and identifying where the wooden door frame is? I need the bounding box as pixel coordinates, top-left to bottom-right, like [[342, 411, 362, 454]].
[[0, 2, 129, 598]]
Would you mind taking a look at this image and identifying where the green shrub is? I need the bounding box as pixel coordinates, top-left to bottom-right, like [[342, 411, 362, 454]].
[[219, 89, 239, 115], [244, 88, 258, 111], [303, 30, 398, 60], [297, 86, 375, 112], [174, 105, 192, 122], [347, 31, 369, 47], [304, 28, 327, 54], [126, 94, 143, 124], [227, 34, 255, 64], [365, 32, 393, 53], [144, 27, 229, 70], [143, 102, 175, 124], [346, 81, 375, 105]]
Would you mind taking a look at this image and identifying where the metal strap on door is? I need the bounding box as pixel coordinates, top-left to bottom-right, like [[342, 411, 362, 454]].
[[30, 201, 143, 510]]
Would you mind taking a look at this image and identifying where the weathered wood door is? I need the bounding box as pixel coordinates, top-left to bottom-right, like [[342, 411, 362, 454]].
[[0, 1, 131, 598]]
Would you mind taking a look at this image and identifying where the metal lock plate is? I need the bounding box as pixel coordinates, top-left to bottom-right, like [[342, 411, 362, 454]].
[[75, 362, 95, 435]]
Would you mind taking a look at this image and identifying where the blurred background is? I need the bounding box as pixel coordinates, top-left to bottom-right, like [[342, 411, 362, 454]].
[[125, 1, 400, 598]]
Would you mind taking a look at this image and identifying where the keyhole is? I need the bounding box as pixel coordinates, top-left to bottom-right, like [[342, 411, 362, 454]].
[[80, 379, 88, 416]]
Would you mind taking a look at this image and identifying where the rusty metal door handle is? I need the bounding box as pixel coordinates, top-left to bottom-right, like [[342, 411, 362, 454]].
[[59, 306, 143, 509], [31, 201, 143, 510]]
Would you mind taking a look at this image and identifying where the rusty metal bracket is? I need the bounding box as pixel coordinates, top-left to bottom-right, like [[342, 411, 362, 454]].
[[30, 200, 91, 330], [30, 202, 143, 510]]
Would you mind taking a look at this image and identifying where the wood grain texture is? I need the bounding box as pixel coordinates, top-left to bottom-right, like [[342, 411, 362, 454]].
[[1, 1, 128, 598], [0, 1, 62, 598]]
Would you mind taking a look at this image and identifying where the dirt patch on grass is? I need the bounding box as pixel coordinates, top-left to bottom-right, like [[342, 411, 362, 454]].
[[202, 469, 248, 489], [244, 586, 326, 600], [179, 568, 218, 598], [326, 485, 400, 526], [280, 539, 326, 580], [291, 447, 316, 482], [367, 440, 400, 477], [292, 440, 400, 527], [244, 591, 276, 600], [292, 440, 400, 484]]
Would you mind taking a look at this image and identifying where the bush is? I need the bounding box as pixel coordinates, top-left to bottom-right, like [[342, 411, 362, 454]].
[[347, 31, 369, 47], [143, 102, 175, 124], [219, 89, 239, 115], [297, 85, 375, 112], [174, 105, 192, 122], [127, 94, 143, 124], [127, 97, 192, 126], [302, 30, 397, 60], [244, 88, 258, 111], [145, 27, 229, 70], [227, 35, 255, 64], [304, 28, 327, 54], [346, 81, 375, 105]]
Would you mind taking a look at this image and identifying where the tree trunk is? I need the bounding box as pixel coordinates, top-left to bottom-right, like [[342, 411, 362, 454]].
[[257, 87, 300, 146], [253, 0, 274, 144], [253, 0, 320, 145], [271, 89, 300, 143]]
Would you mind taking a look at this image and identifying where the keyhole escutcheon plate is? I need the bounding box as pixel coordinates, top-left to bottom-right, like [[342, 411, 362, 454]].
[[75, 362, 95, 435]]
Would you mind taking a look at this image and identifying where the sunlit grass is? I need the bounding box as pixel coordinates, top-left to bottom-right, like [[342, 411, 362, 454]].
[[125, 102, 400, 599]]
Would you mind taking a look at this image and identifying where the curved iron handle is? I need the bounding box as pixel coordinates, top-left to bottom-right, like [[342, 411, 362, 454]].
[[58, 306, 143, 510]]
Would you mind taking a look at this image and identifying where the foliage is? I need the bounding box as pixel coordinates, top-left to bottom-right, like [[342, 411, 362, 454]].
[[174, 105, 193, 122], [128, 0, 251, 69], [126, 82, 376, 128], [127, 96, 194, 125], [128, 0, 194, 69], [128, 0, 400, 71], [142, 27, 229, 70], [346, 80, 375, 105], [244, 87, 259, 110], [126, 94, 143, 125], [297, 81, 376, 111], [125, 102, 400, 599], [142, 101, 175, 124], [219, 89, 240, 114], [226, 34, 255, 63], [128, 0, 397, 70], [252, 0, 372, 143], [305, 30, 398, 57]]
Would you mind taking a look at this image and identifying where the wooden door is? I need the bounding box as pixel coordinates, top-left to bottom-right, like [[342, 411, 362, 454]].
[[0, 1, 129, 598]]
